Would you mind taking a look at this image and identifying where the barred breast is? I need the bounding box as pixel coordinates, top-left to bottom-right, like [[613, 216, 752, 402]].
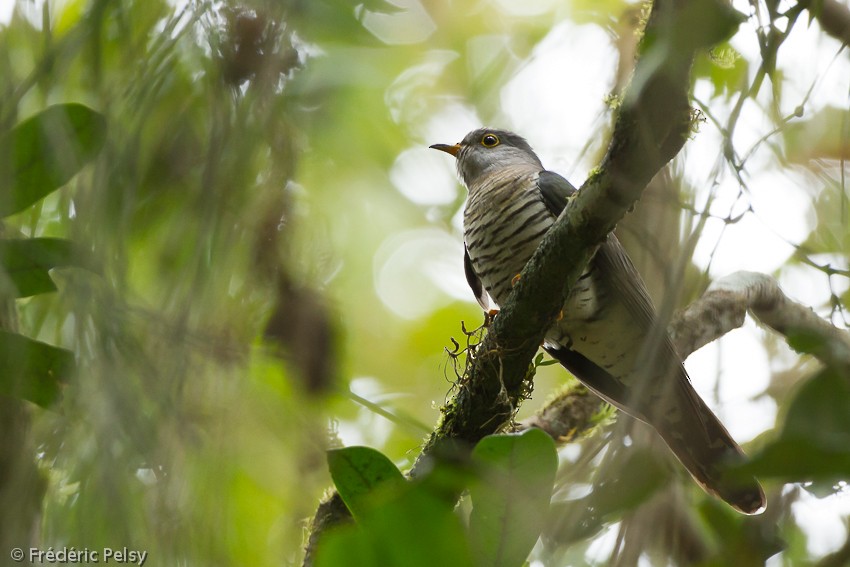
[[463, 168, 646, 380], [464, 167, 553, 305], [464, 168, 599, 315]]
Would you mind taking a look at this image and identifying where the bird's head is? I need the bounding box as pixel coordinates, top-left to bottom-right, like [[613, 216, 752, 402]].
[[430, 128, 543, 187]]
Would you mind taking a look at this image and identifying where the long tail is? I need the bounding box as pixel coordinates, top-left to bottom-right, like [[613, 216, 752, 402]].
[[545, 346, 766, 514], [652, 377, 766, 514]]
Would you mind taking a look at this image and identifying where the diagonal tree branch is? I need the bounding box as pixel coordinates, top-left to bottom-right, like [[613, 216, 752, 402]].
[[410, 0, 742, 476], [672, 271, 850, 371], [521, 271, 850, 438], [303, 0, 743, 562]]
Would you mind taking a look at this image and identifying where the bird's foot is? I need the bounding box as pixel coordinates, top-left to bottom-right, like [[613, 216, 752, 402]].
[[511, 273, 521, 287]]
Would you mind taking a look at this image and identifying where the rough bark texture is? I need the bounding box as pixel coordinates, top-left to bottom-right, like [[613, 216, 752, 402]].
[[518, 383, 604, 440], [677, 271, 850, 371]]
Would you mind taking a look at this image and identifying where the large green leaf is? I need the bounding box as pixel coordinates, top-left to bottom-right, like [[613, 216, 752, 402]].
[[545, 448, 669, 547], [315, 485, 474, 567], [783, 106, 850, 163], [0, 330, 74, 407], [327, 446, 405, 520], [1, 103, 106, 217], [318, 449, 475, 567], [468, 429, 558, 567], [0, 238, 83, 297], [312, 524, 381, 567], [736, 368, 850, 482]]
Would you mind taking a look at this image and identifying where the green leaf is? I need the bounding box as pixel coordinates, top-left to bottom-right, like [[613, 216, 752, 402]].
[[533, 352, 558, 368], [586, 449, 670, 514], [783, 105, 850, 163], [545, 448, 669, 546], [0, 330, 74, 407], [469, 429, 558, 567], [781, 367, 850, 444], [327, 446, 405, 520], [736, 368, 850, 483], [0, 103, 106, 217], [0, 238, 83, 297], [313, 524, 381, 567], [692, 43, 748, 99], [697, 497, 786, 564], [785, 328, 830, 357], [315, 486, 474, 567], [739, 439, 850, 480], [412, 442, 478, 508], [366, 487, 474, 567], [797, 165, 850, 256], [316, 454, 476, 567]]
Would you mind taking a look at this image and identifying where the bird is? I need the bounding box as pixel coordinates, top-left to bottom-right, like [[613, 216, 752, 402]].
[[430, 127, 765, 515]]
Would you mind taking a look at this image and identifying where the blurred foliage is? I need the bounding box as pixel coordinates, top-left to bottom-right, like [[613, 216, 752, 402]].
[[0, 102, 101, 408], [0, 0, 848, 566], [327, 445, 405, 521], [1, 103, 105, 216], [546, 448, 672, 547], [317, 443, 476, 567], [319, 430, 556, 567], [468, 430, 558, 567], [741, 368, 850, 483], [0, 237, 84, 298], [692, 44, 749, 100], [0, 328, 74, 406]]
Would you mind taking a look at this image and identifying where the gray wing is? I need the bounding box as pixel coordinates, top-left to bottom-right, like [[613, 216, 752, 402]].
[[595, 235, 659, 332], [538, 170, 765, 514], [537, 170, 576, 213], [537, 169, 651, 414], [536, 169, 657, 333], [464, 245, 491, 312], [536, 168, 674, 413]]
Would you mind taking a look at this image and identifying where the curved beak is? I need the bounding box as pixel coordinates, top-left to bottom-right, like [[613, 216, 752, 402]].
[[429, 143, 461, 157]]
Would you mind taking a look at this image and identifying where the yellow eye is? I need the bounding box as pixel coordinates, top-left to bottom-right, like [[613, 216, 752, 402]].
[[480, 133, 500, 148]]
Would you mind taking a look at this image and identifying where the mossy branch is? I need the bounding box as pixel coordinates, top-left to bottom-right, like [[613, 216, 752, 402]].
[[410, 0, 740, 475], [302, 0, 742, 562]]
